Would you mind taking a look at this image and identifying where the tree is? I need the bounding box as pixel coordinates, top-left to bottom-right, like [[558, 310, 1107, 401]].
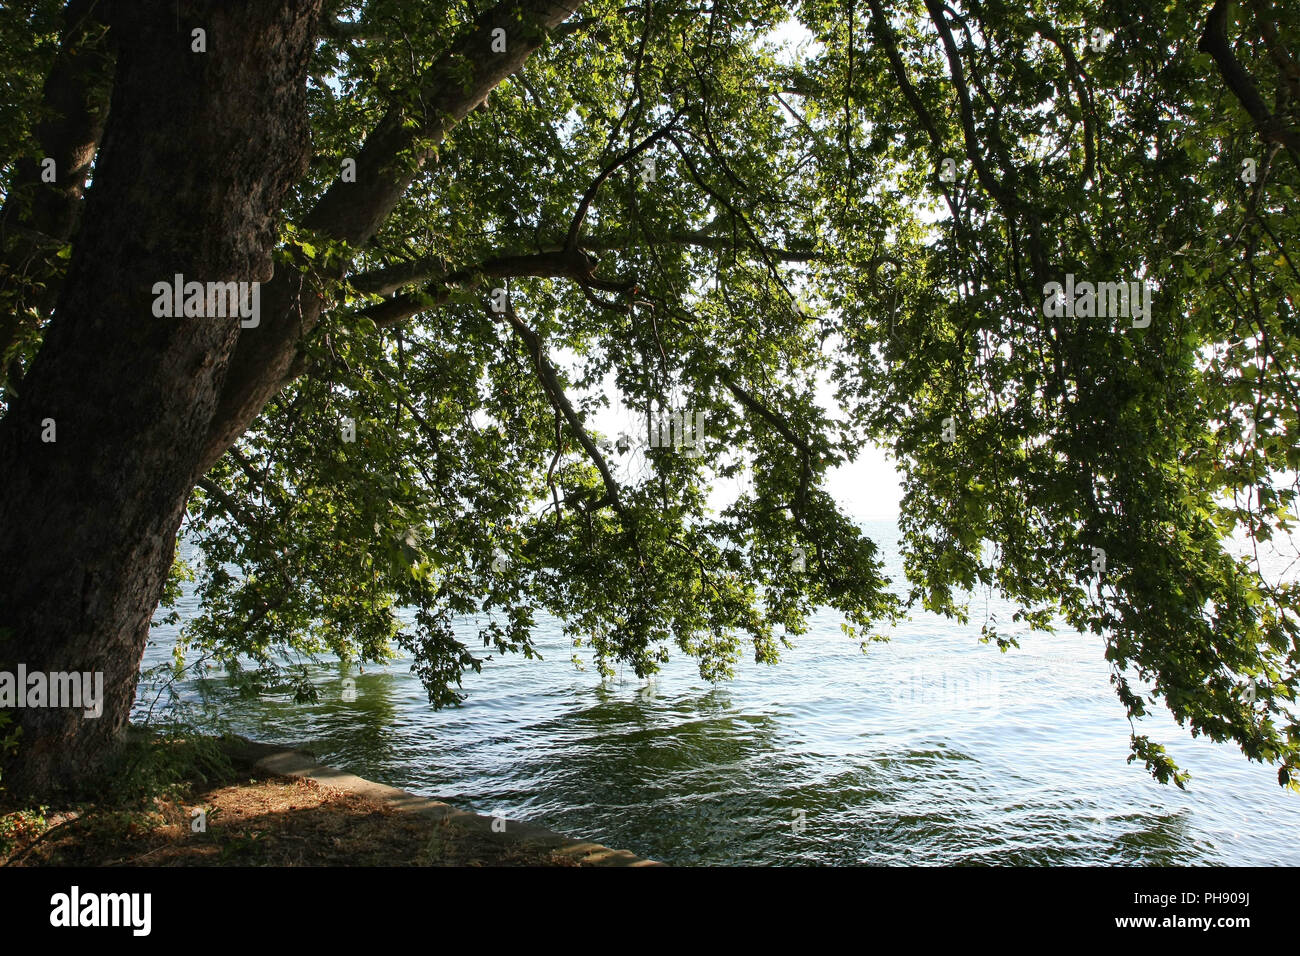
[[1, 0, 1297, 799]]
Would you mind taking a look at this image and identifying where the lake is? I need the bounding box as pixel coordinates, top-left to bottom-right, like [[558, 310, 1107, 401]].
[[134, 520, 1300, 865]]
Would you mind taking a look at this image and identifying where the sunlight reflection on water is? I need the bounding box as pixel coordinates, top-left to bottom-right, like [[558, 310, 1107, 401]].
[[135, 520, 1300, 865]]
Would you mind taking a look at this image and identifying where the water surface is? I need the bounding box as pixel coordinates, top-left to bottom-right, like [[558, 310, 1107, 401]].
[[135, 521, 1300, 865]]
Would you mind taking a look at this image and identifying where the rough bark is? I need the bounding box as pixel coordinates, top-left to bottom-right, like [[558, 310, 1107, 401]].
[[0, 0, 321, 798]]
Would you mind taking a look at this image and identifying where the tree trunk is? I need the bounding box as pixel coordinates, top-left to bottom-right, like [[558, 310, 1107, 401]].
[[0, 0, 320, 799]]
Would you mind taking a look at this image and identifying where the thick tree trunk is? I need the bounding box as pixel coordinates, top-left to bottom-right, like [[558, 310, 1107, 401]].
[[0, 0, 320, 799]]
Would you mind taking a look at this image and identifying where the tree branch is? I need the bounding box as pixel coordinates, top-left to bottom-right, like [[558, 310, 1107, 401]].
[[304, 0, 587, 247], [0, 0, 113, 385], [1199, 0, 1300, 170], [356, 247, 630, 328], [564, 122, 677, 250], [500, 300, 626, 514], [201, 0, 586, 473], [348, 229, 822, 300]]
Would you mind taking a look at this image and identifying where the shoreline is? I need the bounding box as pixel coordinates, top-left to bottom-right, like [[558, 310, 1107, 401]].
[[2, 732, 660, 867], [217, 735, 661, 866]]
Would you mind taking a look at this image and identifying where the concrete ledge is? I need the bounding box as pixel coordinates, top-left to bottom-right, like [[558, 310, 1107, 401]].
[[219, 735, 661, 867]]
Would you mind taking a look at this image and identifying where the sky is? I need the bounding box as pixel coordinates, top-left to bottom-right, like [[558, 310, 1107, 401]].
[[569, 358, 904, 524]]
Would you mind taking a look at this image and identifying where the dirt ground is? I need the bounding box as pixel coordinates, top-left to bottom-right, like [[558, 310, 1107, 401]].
[[0, 755, 583, 867]]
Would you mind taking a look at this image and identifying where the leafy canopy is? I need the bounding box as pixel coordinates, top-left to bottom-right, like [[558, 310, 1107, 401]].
[[4, 0, 1298, 788]]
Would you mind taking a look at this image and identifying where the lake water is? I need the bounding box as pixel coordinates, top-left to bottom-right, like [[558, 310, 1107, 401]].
[[134, 520, 1300, 865]]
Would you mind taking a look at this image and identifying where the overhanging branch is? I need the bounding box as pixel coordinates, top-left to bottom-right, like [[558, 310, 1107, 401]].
[[355, 247, 632, 328], [1199, 0, 1300, 170], [304, 0, 587, 247], [500, 301, 627, 514]]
